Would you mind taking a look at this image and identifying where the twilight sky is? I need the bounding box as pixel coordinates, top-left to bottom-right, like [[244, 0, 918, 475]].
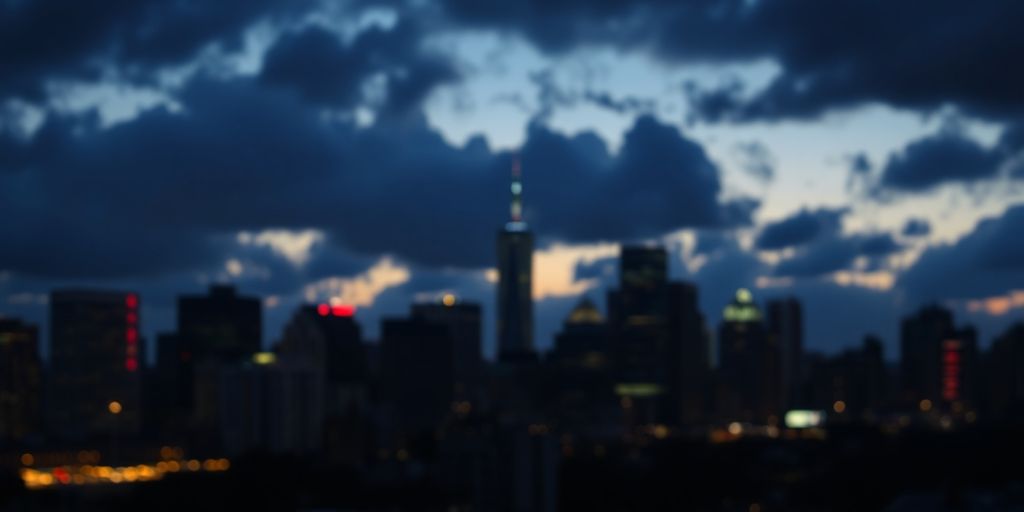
[[2, 0, 1024, 361]]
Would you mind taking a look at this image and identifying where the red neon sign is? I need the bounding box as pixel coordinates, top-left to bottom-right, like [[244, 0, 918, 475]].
[[317, 304, 330, 316], [942, 339, 961, 401], [331, 304, 355, 317]]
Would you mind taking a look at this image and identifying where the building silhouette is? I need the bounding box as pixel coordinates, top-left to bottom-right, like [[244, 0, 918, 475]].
[[899, 305, 979, 413], [767, 297, 803, 412], [277, 303, 369, 465], [606, 246, 708, 427], [380, 315, 455, 439], [48, 289, 143, 440], [985, 322, 1024, 422], [717, 288, 780, 423], [0, 318, 42, 442], [550, 297, 616, 434], [173, 284, 262, 445], [220, 353, 323, 456], [803, 335, 888, 419], [668, 282, 712, 424], [412, 297, 483, 406], [497, 158, 535, 362]]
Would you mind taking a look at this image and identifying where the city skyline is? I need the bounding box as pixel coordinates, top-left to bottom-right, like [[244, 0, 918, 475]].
[[2, 2, 1024, 362]]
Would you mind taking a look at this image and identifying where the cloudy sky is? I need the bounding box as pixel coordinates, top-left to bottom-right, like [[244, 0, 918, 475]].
[[2, 0, 1024, 361]]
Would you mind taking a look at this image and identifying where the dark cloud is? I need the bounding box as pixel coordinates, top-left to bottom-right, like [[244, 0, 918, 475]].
[[754, 207, 847, 251], [899, 203, 1024, 302], [845, 152, 872, 193], [874, 128, 1004, 194], [669, 2, 1024, 122], [858, 233, 902, 257], [733, 141, 775, 183], [435, 0, 1024, 122], [902, 218, 931, 237], [773, 237, 860, 278], [582, 91, 656, 115], [772, 232, 902, 278], [693, 230, 739, 256], [0, 72, 748, 279], [0, 0, 305, 101], [259, 20, 458, 115], [573, 256, 616, 282]]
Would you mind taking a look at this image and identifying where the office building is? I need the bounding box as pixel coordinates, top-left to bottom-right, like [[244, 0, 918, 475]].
[[412, 297, 483, 404], [767, 297, 803, 411], [717, 288, 780, 423], [497, 158, 535, 362], [0, 318, 42, 441], [48, 289, 143, 439]]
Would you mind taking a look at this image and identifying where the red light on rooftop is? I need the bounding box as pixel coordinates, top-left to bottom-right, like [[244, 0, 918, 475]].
[[317, 304, 330, 316], [126, 328, 138, 344], [332, 304, 355, 317], [125, 294, 138, 309], [125, 359, 139, 372]]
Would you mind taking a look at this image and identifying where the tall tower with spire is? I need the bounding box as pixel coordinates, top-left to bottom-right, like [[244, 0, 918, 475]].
[[496, 155, 535, 362]]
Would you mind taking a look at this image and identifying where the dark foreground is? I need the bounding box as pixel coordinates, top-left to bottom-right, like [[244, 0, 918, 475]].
[[3, 424, 1024, 512]]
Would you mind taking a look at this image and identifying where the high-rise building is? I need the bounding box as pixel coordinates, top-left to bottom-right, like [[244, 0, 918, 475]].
[[900, 305, 979, 412], [985, 322, 1024, 422], [48, 289, 143, 440], [803, 335, 888, 419], [412, 297, 483, 404], [668, 282, 711, 424], [717, 289, 780, 423], [177, 284, 262, 364], [0, 318, 42, 441], [497, 158, 534, 362], [767, 298, 803, 411], [277, 303, 369, 465], [176, 284, 261, 441], [220, 353, 323, 455], [380, 316, 455, 436], [550, 298, 616, 432], [607, 246, 708, 426], [608, 246, 671, 426]]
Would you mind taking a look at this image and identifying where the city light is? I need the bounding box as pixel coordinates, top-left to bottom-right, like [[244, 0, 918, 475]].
[[19, 457, 232, 489], [331, 304, 355, 317], [108, 401, 122, 415], [442, 293, 456, 307], [785, 410, 825, 429], [614, 383, 663, 397], [253, 352, 277, 365]]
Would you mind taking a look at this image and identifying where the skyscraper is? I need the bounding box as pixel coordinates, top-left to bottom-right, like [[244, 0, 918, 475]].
[[497, 158, 535, 362], [717, 289, 780, 423], [0, 318, 42, 441], [48, 289, 143, 440], [551, 297, 615, 432], [668, 282, 711, 424], [412, 297, 483, 404], [608, 246, 671, 426], [175, 284, 262, 441], [607, 246, 708, 426], [985, 322, 1024, 422], [900, 305, 978, 412], [277, 303, 368, 465], [177, 284, 262, 364], [767, 297, 803, 411], [380, 316, 456, 436]]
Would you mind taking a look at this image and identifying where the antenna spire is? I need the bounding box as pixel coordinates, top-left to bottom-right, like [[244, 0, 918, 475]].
[[510, 155, 523, 223]]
